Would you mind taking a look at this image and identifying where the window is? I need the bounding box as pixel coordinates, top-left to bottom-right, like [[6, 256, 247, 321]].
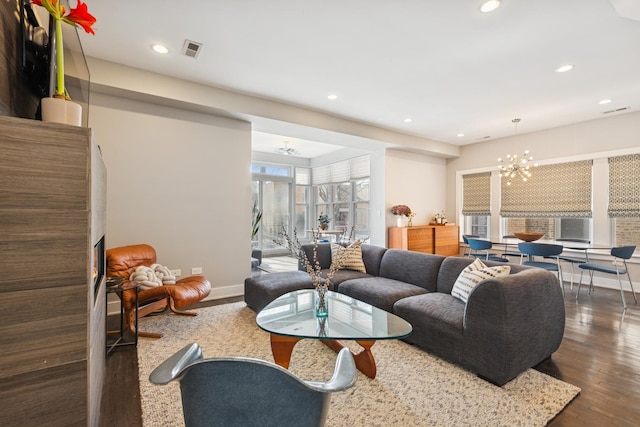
[[501, 160, 593, 240], [252, 162, 295, 252], [614, 217, 640, 247], [295, 185, 309, 237], [311, 156, 370, 240], [502, 217, 591, 241], [462, 172, 491, 237], [467, 216, 489, 238], [608, 154, 640, 249]]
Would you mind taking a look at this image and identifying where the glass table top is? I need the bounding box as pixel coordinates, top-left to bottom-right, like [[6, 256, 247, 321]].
[[256, 289, 413, 341]]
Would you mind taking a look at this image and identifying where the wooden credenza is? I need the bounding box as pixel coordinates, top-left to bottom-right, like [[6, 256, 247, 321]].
[[0, 117, 106, 426], [388, 224, 460, 256]]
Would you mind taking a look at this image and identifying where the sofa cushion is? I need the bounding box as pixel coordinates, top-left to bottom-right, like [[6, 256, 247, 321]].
[[331, 240, 366, 273], [394, 292, 465, 331], [379, 250, 445, 292], [338, 277, 429, 312], [244, 271, 314, 312], [451, 259, 511, 303]]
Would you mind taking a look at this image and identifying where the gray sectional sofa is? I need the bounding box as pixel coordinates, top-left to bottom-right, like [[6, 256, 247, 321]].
[[244, 243, 565, 385]]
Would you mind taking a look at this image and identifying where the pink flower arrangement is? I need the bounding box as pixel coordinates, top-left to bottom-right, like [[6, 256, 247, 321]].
[[390, 205, 412, 217]]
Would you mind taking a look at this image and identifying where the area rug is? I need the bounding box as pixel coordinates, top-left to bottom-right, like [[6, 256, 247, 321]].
[[137, 302, 579, 426]]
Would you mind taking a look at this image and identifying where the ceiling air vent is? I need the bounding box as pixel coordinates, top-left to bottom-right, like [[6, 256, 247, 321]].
[[603, 106, 630, 114], [182, 39, 203, 59]]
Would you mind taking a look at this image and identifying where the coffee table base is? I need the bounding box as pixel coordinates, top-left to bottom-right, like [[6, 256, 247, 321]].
[[270, 334, 377, 379]]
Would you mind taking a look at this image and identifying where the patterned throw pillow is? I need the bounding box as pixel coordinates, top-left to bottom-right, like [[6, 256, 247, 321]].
[[451, 258, 511, 303], [330, 240, 366, 273]]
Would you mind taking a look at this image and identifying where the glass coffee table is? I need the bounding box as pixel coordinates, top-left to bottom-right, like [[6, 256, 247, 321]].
[[256, 289, 412, 379]]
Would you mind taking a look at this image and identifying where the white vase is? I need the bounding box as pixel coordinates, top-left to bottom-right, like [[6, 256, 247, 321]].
[[41, 97, 82, 127], [396, 215, 404, 227]]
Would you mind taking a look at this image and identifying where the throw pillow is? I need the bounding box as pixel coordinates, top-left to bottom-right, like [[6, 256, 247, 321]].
[[330, 240, 366, 273], [451, 258, 511, 303]]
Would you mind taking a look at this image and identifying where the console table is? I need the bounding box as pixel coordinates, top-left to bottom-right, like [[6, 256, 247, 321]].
[[388, 224, 460, 256]]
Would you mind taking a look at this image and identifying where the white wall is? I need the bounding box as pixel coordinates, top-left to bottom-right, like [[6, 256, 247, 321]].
[[90, 93, 252, 300], [385, 149, 448, 241]]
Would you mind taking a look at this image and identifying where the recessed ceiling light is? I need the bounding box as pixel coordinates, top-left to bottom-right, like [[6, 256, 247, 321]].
[[555, 64, 574, 73], [457, 133, 465, 137], [480, 0, 501, 13], [327, 94, 338, 100], [152, 44, 169, 54], [404, 118, 412, 123], [599, 99, 612, 105]]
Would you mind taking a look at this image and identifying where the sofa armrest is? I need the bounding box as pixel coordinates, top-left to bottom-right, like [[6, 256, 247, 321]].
[[463, 269, 565, 384]]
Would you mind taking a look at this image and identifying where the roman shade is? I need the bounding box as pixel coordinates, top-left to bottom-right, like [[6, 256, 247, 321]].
[[500, 160, 593, 218], [296, 168, 310, 185], [462, 172, 491, 216], [312, 155, 370, 185], [608, 154, 640, 217]]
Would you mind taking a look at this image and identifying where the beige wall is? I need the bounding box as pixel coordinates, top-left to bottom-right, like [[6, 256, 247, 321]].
[[385, 149, 448, 232], [90, 93, 252, 300]]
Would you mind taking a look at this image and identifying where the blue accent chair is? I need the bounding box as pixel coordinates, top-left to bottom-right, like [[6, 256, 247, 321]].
[[577, 245, 637, 309], [149, 343, 357, 427]]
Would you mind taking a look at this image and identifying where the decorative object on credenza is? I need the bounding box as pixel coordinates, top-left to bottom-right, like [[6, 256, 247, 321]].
[[391, 204, 412, 227], [434, 211, 447, 225], [514, 232, 544, 242], [32, 0, 95, 126], [407, 212, 416, 227], [318, 212, 331, 230], [497, 118, 538, 186]]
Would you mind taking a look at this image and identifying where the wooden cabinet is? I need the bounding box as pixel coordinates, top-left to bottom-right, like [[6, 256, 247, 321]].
[[0, 117, 106, 426], [388, 224, 460, 256]]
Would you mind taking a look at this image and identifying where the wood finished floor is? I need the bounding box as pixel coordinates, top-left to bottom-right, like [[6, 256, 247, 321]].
[[100, 286, 640, 427]]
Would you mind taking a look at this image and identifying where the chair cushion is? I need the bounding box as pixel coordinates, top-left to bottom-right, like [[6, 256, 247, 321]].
[[579, 262, 627, 275], [451, 258, 511, 303], [106, 243, 156, 278], [522, 261, 560, 272]]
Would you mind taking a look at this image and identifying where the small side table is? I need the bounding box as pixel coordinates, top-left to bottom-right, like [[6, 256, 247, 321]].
[[106, 277, 139, 355]]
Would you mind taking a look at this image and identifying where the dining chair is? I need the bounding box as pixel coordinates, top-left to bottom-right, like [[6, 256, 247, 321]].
[[549, 238, 591, 289], [500, 235, 521, 259], [149, 343, 357, 427], [462, 234, 480, 257], [518, 242, 565, 294], [467, 238, 509, 262], [577, 245, 637, 309]]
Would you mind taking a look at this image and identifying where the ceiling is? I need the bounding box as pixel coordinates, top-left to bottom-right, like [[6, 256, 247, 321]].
[[78, 0, 640, 154]]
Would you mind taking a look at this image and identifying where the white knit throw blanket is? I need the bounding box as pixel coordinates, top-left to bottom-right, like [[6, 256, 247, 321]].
[[130, 264, 176, 290]]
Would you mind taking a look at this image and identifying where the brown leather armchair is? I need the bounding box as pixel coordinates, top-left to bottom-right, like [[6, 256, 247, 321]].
[[106, 244, 211, 338]]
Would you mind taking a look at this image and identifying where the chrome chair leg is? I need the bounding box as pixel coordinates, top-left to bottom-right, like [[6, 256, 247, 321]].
[[616, 269, 628, 310], [628, 270, 638, 304]]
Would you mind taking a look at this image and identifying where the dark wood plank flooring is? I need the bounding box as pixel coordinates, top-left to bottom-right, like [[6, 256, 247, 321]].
[[100, 287, 640, 426]]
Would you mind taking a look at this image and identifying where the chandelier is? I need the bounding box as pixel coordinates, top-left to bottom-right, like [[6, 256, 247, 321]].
[[497, 118, 537, 186]]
